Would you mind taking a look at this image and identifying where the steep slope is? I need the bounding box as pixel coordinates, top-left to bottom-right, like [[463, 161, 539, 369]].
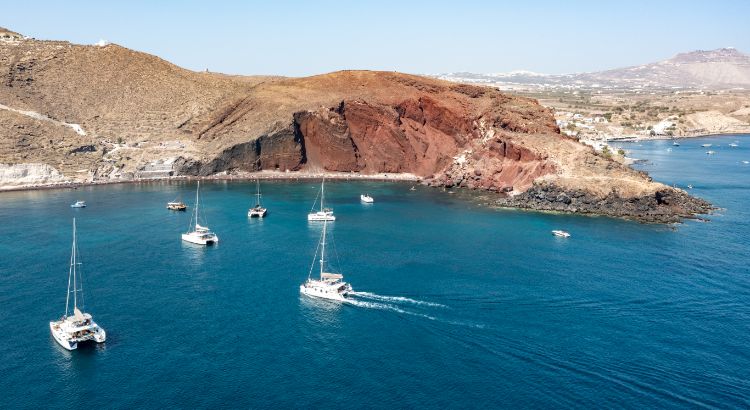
[[0, 31, 711, 222]]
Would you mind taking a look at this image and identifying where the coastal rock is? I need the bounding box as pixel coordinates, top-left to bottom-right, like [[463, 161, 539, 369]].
[[0, 29, 714, 222], [499, 182, 713, 223], [0, 163, 68, 188]]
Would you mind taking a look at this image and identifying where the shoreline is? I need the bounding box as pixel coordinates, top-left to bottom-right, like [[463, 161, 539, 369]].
[[603, 131, 750, 143], [2, 131, 746, 194], [0, 170, 422, 193]]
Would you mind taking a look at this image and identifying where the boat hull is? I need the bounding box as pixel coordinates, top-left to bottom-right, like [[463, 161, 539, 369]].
[[308, 213, 336, 221], [248, 209, 267, 218], [300, 285, 348, 302], [181, 233, 218, 245], [49, 321, 106, 351]]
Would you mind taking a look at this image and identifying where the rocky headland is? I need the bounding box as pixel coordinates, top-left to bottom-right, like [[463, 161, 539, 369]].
[[0, 27, 712, 222]]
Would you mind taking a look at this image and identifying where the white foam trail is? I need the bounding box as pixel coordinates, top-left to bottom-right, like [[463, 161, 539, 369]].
[[345, 298, 485, 328], [344, 299, 437, 321], [350, 291, 447, 308]]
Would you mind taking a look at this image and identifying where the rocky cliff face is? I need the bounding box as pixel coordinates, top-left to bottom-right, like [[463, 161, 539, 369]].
[[0, 30, 712, 221]]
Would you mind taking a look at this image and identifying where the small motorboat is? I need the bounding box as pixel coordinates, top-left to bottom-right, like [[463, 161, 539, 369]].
[[167, 200, 187, 211], [729, 143, 739, 147], [672, 141, 680, 146], [552, 230, 570, 238], [706, 150, 716, 155], [742, 161, 749, 164], [687, 184, 693, 189], [70, 201, 86, 208], [410, 186, 416, 191], [360, 194, 374, 203], [702, 143, 712, 148]]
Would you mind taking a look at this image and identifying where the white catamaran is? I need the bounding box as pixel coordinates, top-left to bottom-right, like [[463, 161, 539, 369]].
[[248, 179, 267, 218], [300, 219, 352, 301], [49, 218, 106, 351], [182, 181, 219, 245], [308, 178, 335, 221]]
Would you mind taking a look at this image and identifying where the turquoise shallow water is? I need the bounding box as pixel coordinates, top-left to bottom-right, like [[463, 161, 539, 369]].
[[1, 135, 749, 408]]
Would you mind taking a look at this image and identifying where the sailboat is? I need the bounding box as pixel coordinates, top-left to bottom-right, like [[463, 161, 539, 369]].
[[248, 179, 267, 218], [181, 181, 219, 245], [49, 218, 106, 351], [300, 219, 352, 301], [307, 178, 335, 221]]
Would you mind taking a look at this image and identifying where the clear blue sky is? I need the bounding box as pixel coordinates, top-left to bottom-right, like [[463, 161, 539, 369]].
[[3, 0, 749, 76]]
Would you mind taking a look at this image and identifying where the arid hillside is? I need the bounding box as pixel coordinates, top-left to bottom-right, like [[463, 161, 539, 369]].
[[0, 29, 711, 222]]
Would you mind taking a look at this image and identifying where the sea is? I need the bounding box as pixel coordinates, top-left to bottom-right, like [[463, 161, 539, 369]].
[[0, 134, 748, 408]]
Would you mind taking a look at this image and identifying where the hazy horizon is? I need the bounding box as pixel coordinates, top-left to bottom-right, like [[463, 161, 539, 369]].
[[3, 0, 750, 77]]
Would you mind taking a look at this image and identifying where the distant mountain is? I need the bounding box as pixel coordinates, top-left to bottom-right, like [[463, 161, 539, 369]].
[[436, 48, 750, 90]]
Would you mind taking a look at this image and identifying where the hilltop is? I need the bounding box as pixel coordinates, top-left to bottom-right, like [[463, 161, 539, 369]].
[[0, 29, 711, 222]]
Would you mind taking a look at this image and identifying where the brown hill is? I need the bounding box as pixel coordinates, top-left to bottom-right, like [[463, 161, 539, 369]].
[[0, 31, 711, 222]]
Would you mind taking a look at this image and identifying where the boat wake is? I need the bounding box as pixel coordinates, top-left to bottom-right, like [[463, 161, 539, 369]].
[[349, 291, 447, 308], [345, 292, 484, 328], [344, 298, 437, 321]]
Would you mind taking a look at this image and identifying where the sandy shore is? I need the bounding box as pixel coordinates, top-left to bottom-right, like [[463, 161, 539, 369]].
[[0, 170, 422, 193]]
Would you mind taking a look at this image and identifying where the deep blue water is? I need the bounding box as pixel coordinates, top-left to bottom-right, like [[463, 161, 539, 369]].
[[1, 135, 749, 409]]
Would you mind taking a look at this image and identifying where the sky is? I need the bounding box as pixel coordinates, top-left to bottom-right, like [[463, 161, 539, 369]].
[[3, 0, 750, 77]]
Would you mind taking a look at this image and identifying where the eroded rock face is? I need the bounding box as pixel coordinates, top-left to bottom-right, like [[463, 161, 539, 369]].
[[175, 125, 304, 175], [182, 96, 557, 195], [0, 163, 68, 188], [296, 97, 469, 175]]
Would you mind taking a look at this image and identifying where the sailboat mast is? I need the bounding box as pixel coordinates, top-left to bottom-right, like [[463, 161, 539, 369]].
[[194, 181, 200, 227], [320, 219, 327, 278], [320, 178, 325, 211], [65, 218, 75, 316], [256, 179, 261, 206], [72, 218, 77, 311]]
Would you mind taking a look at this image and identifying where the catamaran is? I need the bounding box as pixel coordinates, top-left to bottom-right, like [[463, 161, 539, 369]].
[[300, 219, 352, 301], [308, 179, 335, 221], [49, 218, 106, 351], [181, 181, 219, 245], [248, 179, 267, 218]]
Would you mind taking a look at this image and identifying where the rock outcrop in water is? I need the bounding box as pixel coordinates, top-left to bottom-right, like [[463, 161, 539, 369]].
[[0, 28, 712, 222]]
